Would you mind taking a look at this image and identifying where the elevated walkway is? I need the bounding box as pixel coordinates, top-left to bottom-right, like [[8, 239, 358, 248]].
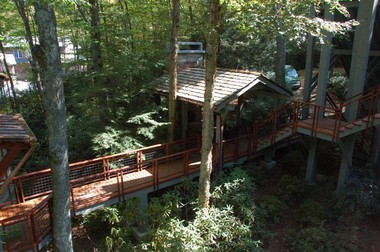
[[0, 85, 379, 251]]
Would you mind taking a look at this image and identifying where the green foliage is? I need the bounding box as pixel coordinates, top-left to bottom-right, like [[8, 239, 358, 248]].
[[275, 175, 310, 206], [148, 189, 183, 230], [328, 72, 348, 100], [127, 109, 169, 140], [287, 225, 359, 252], [276, 147, 305, 175], [256, 195, 287, 224], [139, 167, 262, 251], [212, 168, 256, 225], [143, 206, 261, 252], [240, 96, 273, 122], [296, 200, 324, 226], [333, 167, 380, 219], [92, 126, 142, 156], [82, 207, 120, 238]]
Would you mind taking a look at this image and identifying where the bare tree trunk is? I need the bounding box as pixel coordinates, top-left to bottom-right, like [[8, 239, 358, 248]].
[[32, 1, 73, 251], [275, 34, 286, 87], [0, 40, 17, 110], [198, 0, 219, 209], [168, 0, 180, 142], [13, 0, 43, 97], [89, 0, 102, 73]]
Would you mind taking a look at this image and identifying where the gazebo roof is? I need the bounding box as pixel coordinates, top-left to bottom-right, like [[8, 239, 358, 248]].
[[153, 67, 292, 112], [0, 114, 36, 194]]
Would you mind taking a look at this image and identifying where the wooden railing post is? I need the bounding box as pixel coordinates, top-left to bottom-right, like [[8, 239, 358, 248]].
[[103, 159, 110, 180], [166, 143, 171, 156], [18, 178, 25, 203], [153, 160, 158, 191], [271, 111, 276, 144], [136, 151, 143, 171], [183, 152, 189, 176], [25, 214, 35, 251], [292, 102, 299, 133], [70, 183, 77, 217]]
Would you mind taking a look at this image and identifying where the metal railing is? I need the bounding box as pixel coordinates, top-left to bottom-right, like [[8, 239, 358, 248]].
[[0, 195, 52, 252]]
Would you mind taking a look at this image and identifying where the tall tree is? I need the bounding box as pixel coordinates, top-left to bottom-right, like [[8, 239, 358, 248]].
[[13, 0, 43, 96], [168, 0, 180, 142], [230, 1, 356, 84], [32, 0, 73, 250], [198, 0, 220, 208]]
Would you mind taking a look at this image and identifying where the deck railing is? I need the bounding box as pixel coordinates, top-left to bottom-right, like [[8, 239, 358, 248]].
[[0, 195, 52, 252], [3, 136, 200, 205], [1, 85, 379, 251]]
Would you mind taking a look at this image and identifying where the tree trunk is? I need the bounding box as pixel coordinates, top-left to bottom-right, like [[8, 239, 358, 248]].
[[275, 34, 286, 87], [198, 0, 219, 209], [0, 40, 17, 110], [168, 0, 180, 142], [32, 1, 73, 251], [89, 0, 102, 73], [13, 0, 43, 97]]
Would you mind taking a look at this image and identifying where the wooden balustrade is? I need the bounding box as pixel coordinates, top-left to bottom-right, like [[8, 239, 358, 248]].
[[1, 86, 379, 251]]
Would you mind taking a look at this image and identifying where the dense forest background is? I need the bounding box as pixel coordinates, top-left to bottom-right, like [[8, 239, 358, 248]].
[[1, 0, 311, 171]]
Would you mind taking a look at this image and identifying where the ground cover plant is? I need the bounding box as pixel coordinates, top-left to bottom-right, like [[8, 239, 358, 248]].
[[73, 146, 380, 252]]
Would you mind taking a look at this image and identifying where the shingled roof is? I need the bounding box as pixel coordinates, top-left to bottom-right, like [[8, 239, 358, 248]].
[[0, 114, 36, 194], [153, 67, 292, 112]]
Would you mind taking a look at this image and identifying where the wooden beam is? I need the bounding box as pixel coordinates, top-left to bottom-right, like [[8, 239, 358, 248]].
[[0, 147, 23, 179]]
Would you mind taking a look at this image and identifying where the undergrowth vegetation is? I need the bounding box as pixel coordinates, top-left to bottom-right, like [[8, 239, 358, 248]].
[[79, 157, 380, 252]]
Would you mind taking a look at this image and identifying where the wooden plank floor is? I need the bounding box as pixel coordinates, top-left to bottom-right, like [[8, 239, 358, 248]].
[[0, 139, 252, 220], [0, 196, 48, 223]]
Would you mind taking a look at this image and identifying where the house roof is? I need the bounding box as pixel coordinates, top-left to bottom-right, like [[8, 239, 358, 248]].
[[0, 114, 36, 148], [0, 54, 17, 66], [0, 114, 36, 193], [152, 67, 292, 112]]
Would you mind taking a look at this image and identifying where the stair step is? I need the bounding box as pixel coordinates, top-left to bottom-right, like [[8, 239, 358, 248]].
[[375, 113, 380, 119], [353, 120, 362, 126], [345, 123, 354, 129]]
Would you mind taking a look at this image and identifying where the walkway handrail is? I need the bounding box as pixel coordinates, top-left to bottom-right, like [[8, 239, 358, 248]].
[[3, 136, 200, 204], [0, 195, 52, 252]]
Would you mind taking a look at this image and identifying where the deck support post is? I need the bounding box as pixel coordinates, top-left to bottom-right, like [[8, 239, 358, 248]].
[[181, 102, 188, 141], [305, 139, 318, 183], [261, 148, 276, 169], [368, 125, 380, 168], [303, 5, 316, 106], [337, 135, 355, 191], [315, 3, 333, 109], [215, 114, 223, 173]]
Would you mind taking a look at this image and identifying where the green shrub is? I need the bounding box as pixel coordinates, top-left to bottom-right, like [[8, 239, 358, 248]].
[[211, 168, 256, 225], [328, 73, 348, 100], [274, 175, 310, 206], [287, 225, 330, 252], [296, 200, 324, 226], [141, 206, 262, 252], [276, 148, 305, 175], [256, 195, 287, 223], [82, 206, 121, 237], [332, 167, 380, 222], [148, 189, 183, 230], [287, 225, 359, 252]]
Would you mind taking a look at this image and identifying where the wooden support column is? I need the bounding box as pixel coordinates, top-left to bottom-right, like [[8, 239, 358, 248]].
[[337, 0, 378, 190], [368, 125, 380, 167], [303, 5, 316, 103], [337, 135, 355, 191], [181, 102, 188, 141], [305, 139, 318, 183], [315, 4, 333, 109], [215, 114, 223, 173], [346, 0, 378, 119], [302, 5, 316, 119]]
